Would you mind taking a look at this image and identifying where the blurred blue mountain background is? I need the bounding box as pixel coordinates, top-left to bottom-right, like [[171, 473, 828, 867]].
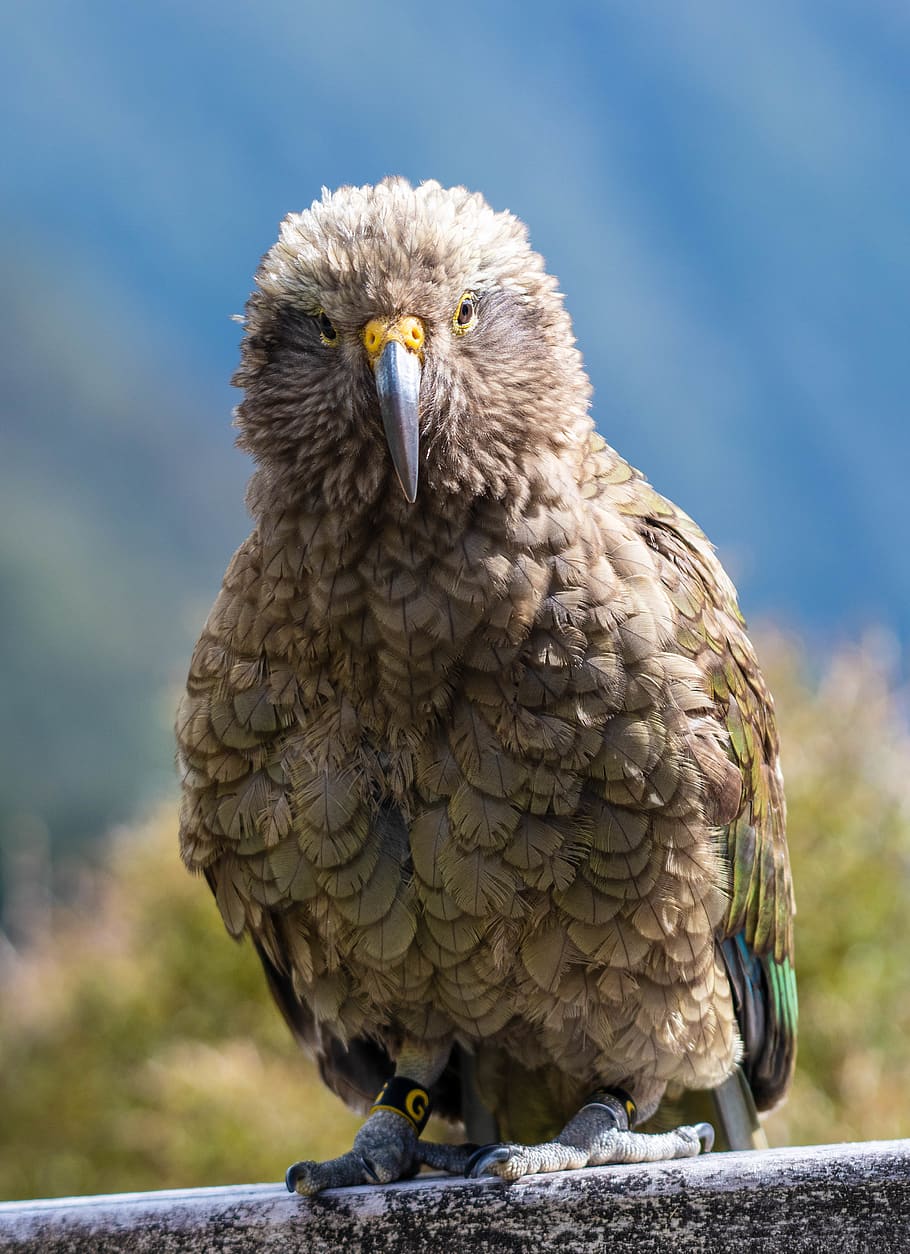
[[2, 1, 908, 869]]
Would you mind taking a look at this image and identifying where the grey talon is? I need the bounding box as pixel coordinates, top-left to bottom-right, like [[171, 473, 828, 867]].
[[285, 1162, 306, 1193], [463, 1143, 500, 1178], [468, 1146, 512, 1178], [360, 1154, 380, 1184]]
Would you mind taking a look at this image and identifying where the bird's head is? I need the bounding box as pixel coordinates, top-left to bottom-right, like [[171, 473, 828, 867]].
[[234, 178, 592, 514]]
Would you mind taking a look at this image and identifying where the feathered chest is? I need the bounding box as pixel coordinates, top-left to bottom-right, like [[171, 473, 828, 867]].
[[254, 490, 725, 799], [243, 496, 733, 1071], [180, 481, 745, 1083], [274, 500, 565, 737]]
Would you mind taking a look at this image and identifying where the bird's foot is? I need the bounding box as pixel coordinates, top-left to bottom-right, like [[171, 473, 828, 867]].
[[467, 1124, 714, 1180], [287, 1071, 482, 1196], [287, 1109, 423, 1196], [466, 1089, 714, 1182]]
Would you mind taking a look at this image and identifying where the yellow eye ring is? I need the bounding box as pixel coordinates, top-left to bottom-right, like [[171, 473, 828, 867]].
[[315, 308, 338, 346], [452, 291, 477, 335]]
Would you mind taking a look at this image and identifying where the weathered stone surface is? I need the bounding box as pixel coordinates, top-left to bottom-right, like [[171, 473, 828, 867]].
[[2, 1140, 909, 1253]]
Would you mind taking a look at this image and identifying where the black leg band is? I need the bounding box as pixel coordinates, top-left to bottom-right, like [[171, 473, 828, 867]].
[[370, 1076, 432, 1135], [582, 1086, 637, 1129]]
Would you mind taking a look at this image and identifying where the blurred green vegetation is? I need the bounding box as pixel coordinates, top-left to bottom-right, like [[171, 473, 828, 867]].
[[1, 632, 908, 1200]]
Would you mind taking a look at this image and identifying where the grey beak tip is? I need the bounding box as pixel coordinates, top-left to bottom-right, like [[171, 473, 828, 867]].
[[374, 339, 422, 505]]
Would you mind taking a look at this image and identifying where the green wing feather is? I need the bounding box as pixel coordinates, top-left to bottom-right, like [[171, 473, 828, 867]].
[[606, 447, 797, 1108]]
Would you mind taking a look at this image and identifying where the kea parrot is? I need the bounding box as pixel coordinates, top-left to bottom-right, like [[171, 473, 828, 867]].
[[176, 178, 796, 1194]]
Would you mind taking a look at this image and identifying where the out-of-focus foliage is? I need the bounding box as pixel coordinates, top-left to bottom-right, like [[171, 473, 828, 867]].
[[1, 632, 908, 1200], [762, 631, 910, 1148]]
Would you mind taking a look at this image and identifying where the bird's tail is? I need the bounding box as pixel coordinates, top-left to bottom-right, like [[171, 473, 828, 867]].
[[647, 1067, 767, 1151]]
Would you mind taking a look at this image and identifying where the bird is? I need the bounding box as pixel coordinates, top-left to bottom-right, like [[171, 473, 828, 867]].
[[176, 177, 796, 1195]]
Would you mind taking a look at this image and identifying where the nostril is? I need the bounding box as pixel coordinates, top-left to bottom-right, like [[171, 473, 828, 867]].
[[363, 322, 384, 356], [402, 319, 424, 349]]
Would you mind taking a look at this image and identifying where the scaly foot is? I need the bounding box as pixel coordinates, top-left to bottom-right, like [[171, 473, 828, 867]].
[[287, 1069, 485, 1196], [467, 1090, 714, 1182], [287, 1108, 420, 1195]]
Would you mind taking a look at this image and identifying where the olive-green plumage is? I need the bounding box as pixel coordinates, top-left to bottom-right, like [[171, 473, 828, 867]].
[[177, 179, 795, 1166]]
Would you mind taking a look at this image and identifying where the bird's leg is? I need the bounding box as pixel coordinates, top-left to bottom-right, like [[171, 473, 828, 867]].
[[466, 1088, 714, 1182], [287, 1044, 459, 1196]]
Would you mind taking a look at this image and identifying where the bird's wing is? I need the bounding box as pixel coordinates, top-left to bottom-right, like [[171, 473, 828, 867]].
[[177, 535, 376, 1082], [592, 436, 797, 1109], [177, 534, 467, 1118], [176, 534, 295, 903]]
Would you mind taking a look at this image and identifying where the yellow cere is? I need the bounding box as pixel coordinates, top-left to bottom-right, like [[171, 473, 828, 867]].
[[362, 315, 426, 362]]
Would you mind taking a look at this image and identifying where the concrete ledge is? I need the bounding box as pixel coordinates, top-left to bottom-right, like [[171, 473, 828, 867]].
[[2, 1140, 910, 1253]]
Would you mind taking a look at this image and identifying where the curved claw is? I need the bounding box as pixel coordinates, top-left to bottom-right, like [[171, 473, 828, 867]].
[[360, 1156, 382, 1185], [286, 1160, 320, 1194], [466, 1144, 512, 1179], [693, 1122, 715, 1154]]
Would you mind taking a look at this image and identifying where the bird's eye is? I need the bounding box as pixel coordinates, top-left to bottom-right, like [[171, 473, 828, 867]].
[[452, 291, 477, 335], [315, 309, 338, 346]]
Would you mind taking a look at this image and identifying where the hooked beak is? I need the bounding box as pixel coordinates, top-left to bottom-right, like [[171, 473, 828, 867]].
[[364, 316, 425, 503]]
